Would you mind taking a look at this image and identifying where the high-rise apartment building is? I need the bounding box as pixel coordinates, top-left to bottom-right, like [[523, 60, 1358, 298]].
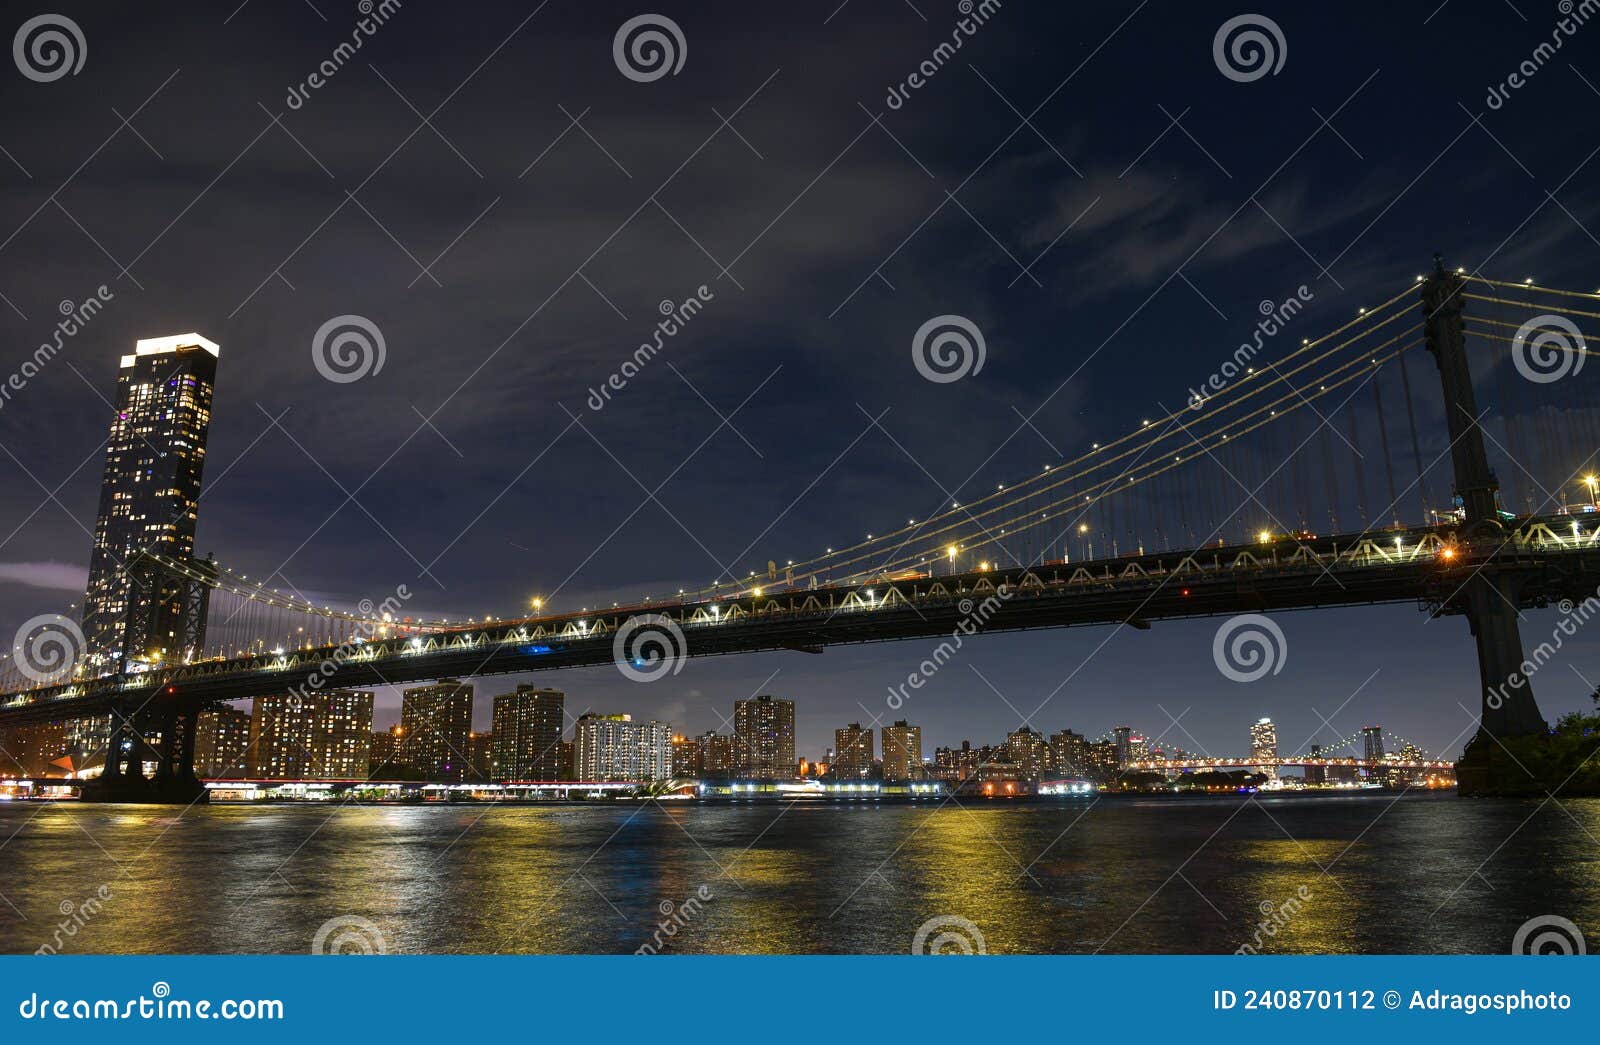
[[733, 694, 795, 779], [1251, 717, 1279, 779], [670, 734, 697, 777], [247, 690, 373, 780], [572, 713, 672, 782], [881, 720, 922, 781], [694, 732, 737, 778], [82, 334, 219, 669], [400, 679, 474, 782], [194, 706, 251, 778], [1048, 729, 1089, 777], [1007, 726, 1049, 781], [834, 722, 874, 778], [1113, 725, 1132, 768], [491, 686, 565, 781]]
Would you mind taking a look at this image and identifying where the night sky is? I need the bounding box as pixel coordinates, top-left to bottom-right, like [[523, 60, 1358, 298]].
[[1, 0, 1597, 763]]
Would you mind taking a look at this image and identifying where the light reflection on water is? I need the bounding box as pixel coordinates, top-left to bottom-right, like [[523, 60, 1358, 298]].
[[1, 792, 1595, 954]]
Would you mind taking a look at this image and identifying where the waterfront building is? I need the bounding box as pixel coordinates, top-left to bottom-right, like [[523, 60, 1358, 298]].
[[1305, 743, 1326, 785], [671, 734, 697, 777], [573, 713, 672, 782], [194, 706, 251, 779], [247, 690, 373, 780], [400, 679, 474, 782], [881, 720, 922, 781], [468, 731, 493, 781], [1113, 725, 1132, 767], [0, 716, 111, 777], [1250, 717, 1279, 780], [834, 722, 874, 778], [1006, 726, 1049, 781], [733, 694, 795, 779], [933, 740, 981, 782], [491, 686, 565, 781], [370, 726, 402, 775], [1085, 741, 1120, 782], [1048, 729, 1089, 777], [694, 732, 737, 778], [82, 334, 219, 670]]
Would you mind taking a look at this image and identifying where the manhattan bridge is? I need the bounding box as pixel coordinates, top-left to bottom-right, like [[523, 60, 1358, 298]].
[[3, 262, 1599, 801]]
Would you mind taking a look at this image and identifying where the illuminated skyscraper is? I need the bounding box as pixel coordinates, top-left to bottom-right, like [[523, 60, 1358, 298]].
[[82, 334, 219, 669], [733, 694, 795, 779], [1250, 717, 1278, 780], [400, 679, 474, 782], [881, 720, 922, 781], [1362, 725, 1385, 762]]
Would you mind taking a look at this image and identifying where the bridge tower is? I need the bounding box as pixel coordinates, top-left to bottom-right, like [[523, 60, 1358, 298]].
[[1420, 257, 1546, 743]]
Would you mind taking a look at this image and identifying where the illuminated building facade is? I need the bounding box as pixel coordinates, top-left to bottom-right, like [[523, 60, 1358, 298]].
[[491, 685, 564, 781], [733, 694, 795, 779], [933, 740, 981, 782], [82, 334, 219, 669], [247, 690, 374, 780], [671, 734, 697, 777], [370, 726, 401, 774], [881, 720, 922, 781], [194, 706, 251, 778], [1113, 725, 1132, 767], [1048, 729, 1089, 777], [834, 722, 874, 778], [1250, 717, 1278, 779], [694, 732, 737, 778], [1006, 726, 1048, 781], [400, 679, 474, 782], [572, 713, 672, 782]]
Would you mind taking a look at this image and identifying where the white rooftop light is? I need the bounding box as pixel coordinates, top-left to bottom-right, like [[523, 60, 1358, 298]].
[[131, 333, 220, 359]]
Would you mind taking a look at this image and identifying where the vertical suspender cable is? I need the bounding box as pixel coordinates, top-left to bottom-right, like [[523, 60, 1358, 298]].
[[1396, 348, 1430, 522], [1372, 364, 1400, 528]]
